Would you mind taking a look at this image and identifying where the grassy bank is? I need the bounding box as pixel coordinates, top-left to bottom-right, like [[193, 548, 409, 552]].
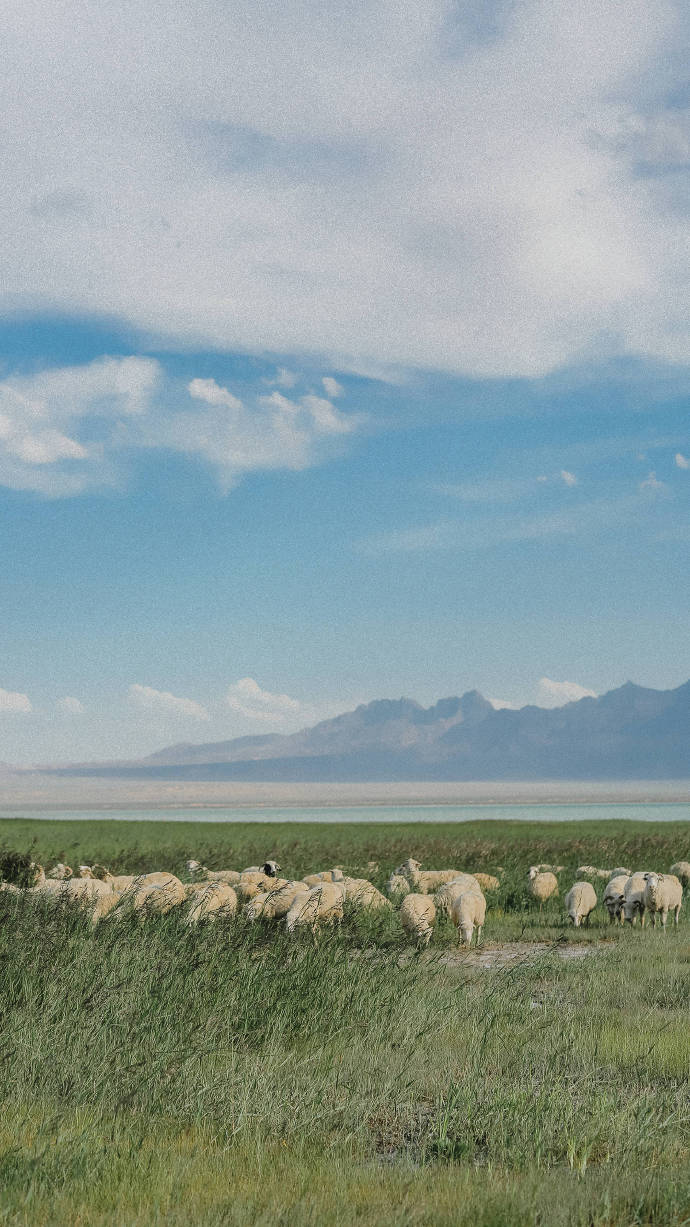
[[1, 818, 690, 1225]]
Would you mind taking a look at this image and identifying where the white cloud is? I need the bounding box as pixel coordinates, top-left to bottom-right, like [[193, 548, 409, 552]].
[[535, 678, 597, 708], [675, 452, 689, 469], [0, 359, 359, 495], [226, 677, 302, 723], [128, 684, 209, 721], [639, 470, 667, 492], [322, 377, 344, 398], [560, 469, 577, 487], [0, 1, 688, 377], [489, 697, 520, 710], [57, 696, 85, 715], [0, 688, 32, 713]]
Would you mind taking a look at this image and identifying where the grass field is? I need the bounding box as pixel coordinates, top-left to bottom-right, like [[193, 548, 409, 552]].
[[1, 816, 690, 1226]]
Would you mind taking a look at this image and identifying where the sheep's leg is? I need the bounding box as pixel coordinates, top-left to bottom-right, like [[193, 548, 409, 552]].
[[675, 906, 681, 925], [475, 924, 482, 946]]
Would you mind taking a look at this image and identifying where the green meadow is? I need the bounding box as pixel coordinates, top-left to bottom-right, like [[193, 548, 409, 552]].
[[1, 817, 690, 1226]]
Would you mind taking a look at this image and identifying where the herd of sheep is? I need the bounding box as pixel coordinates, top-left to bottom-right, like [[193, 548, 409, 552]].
[[1, 853, 688, 947]]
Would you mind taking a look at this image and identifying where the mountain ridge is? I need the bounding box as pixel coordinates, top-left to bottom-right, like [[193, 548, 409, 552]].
[[39, 680, 690, 781]]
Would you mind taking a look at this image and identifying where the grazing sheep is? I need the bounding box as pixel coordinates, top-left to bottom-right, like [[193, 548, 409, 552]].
[[670, 861, 690, 888], [528, 869, 558, 907], [386, 873, 411, 899], [396, 858, 467, 895], [603, 874, 629, 924], [111, 875, 136, 892], [236, 872, 288, 901], [246, 880, 310, 921], [185, 882, 238, 925], [302, 868, 344, 887], [473, 873, 500, 892], [243, 858, 281, 878], [77, 865, 95, 878], [342, 878, 391, 910], [400, 894, 436, 948], [434, 875, 483, 917], [610, 867, 631, 878], [451, 890, 486, 946], [186, 859, 242, 885], [286, 882, 346, 934], [33, 877, 118, 925], [114, 874, 186, 916], [564, 881, 597, 927], [643, 873, 683, 928], [47, 863, 73, 880], [623, 872, 649, 926], [531, 864, 564, 874]]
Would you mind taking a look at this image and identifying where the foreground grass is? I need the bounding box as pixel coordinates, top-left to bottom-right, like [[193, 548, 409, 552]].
[[1, 817, 690, 1225]]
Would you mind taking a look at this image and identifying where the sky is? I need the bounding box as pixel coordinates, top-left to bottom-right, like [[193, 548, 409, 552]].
[[1, 0, 689, 763]]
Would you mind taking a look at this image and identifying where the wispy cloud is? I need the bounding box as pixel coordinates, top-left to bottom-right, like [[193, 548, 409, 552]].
[[639, 470, 668, 493], [675, 452, 689, 470], [226, 677, 302, 724], [0, 688, 32, 713], [57, 697, 85, 715], [560, 469, 577, 487], [128, 684, 209, 721]]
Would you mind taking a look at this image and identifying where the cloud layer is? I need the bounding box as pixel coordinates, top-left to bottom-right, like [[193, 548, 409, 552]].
[[226, 677, 302, 723], [2, 0, 689, 377]]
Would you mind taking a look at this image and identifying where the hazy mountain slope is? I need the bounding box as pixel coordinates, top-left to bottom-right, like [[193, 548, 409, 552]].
[[42, 681, 690, 780]]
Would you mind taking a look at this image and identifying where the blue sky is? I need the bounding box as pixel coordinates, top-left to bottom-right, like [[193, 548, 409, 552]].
[[1, 0, 689, 762]]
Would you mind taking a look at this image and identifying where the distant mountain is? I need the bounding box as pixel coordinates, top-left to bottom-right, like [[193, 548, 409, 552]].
[[43, 681, 690, 780]]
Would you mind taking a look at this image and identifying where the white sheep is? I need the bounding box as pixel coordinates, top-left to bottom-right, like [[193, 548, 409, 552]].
[[643, 873, 682, 929], [531, 863, 564, 874], [341, 878, 391, 910], [33, 876, 119, 925], [186, 859, 241, 885], [185, 882, 238, 925], [302, 868, 344, 887], [623, 872, 649, 925], [236, 872, 288, 901], [285, 881, 346, 934], [396, 858, 467, 895], [670, 861, 690, 888], [246, 880, 310, 921], [473, 873, 500, 892], [399, 893, 436, 948], [242, 860, 282, 877], [114, 874, 186, 917], [434, 874, 483, 917], [46, 863, 73, 880], [610, 867, 631, 878], [386, 873, 411, 899], [451, 889, 486, 946], [528, 869, 558, 907], [603, 874, 629, 924], [564, 881, 597, 927]]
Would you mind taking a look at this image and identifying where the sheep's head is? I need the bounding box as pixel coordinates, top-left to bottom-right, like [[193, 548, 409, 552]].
[[528, 866, 538, 881], [262, 860, 281, 877], [78, 865, 94, 878], [47, 862, 73, 880], [643, 872, 663, 902], [91, 864, 113, 883]]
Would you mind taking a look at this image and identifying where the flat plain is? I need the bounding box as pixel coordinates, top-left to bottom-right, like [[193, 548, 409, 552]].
[[1, 816, 690, 1226]]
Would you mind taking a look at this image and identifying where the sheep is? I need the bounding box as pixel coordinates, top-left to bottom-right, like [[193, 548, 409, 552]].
[[610, 867, 631, 878], [112, 873, 186, 917], [670, 861, 690, 888], [528, 869, 558, 907], [32, 876, 119, 925], [47, 863, 73, 880], [246, 880, 310, 921], [623, 872, 649, 925], [111, 875, 136, 892], [395, 858, 468, 895], [236, 872, 288, 901], [185, 882, 238, 925], [451, 890, 486, 946], [400, 894, 436, 948], [434, 874, 483, 917], [302, 868, 344, 887], [643, 873, 682, 929], [341, 878, 391, 910], [531, 864, 564, 874], [286, 882, 346, 934], [186, 859, 242, 885], [564, 881, 597, 927], [386, 873, 411, 899], [473, 873, 500, 892], [603, 874, 629, 924], [242, 860, 282, 878]]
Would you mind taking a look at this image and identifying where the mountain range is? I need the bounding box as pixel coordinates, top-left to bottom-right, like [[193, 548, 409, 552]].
[[44, 680, 690, 781]]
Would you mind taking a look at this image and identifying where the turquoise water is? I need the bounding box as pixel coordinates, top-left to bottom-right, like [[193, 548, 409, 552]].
[[1, 803, 689, 823]]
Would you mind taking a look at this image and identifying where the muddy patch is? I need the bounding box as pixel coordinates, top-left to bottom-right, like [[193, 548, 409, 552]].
[[430, 940, 607, 970]]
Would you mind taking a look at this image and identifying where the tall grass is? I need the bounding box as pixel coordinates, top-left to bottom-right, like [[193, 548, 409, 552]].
[[1, 818, 690, 1224]]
